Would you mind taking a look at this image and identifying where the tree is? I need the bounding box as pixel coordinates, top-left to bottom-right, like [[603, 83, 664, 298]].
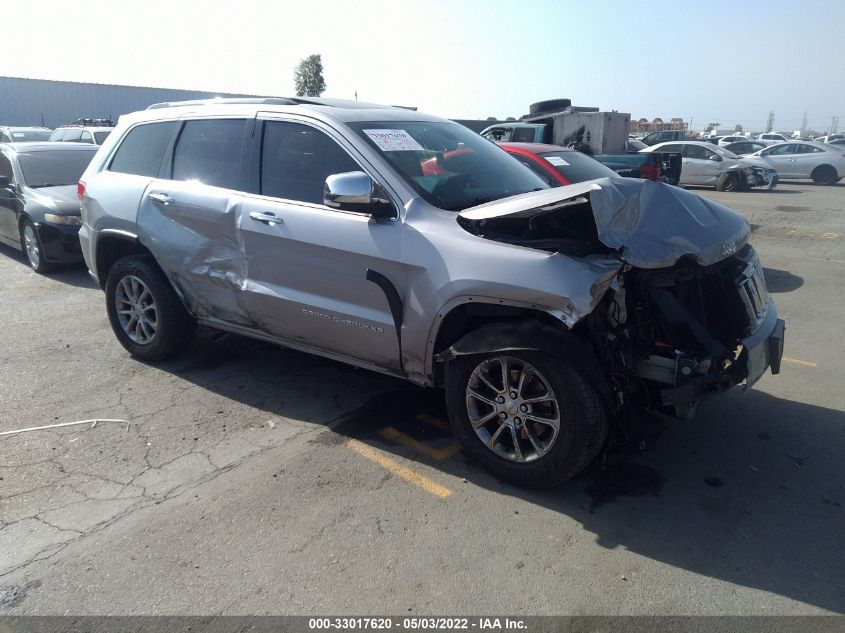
[[733, 123, 743, 133], [294, 54, 326, 97], [704, 121, 721, 134], [766, 111, 775, 133]]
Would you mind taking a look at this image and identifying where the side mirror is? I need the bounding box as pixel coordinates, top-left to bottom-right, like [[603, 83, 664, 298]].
[[709, 154, 722, 162], [324, 171, 396, 220], [0, 175, 11, 190]]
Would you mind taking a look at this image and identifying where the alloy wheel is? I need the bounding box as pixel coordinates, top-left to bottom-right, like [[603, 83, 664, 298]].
[[115, 275, 158, 344], [465, 355, 561, 462], [23, 225, 40, 269]]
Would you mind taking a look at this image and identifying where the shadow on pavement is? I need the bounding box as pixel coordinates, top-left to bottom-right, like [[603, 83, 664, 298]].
[[152, 330, 845, 613], [0, 242, 94, 288], [763, 267, 804, 293]]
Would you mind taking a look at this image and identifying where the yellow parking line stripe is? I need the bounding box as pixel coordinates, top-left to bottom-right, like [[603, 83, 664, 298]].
[[379, 426, 462, 462], [782, 356, 818, 367], [415, 413, 452, 432], [345, 438, 453, 498]]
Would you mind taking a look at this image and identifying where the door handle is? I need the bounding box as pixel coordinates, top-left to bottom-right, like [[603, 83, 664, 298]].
[[148, 192, 174, 205], [249, 211, 282, 225]]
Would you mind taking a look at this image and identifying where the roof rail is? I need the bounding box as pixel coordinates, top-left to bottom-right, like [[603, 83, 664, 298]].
[[146, 97, 297, 110]]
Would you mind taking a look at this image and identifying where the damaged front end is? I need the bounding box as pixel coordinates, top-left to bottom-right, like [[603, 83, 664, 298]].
[[458, 178, 785, 420]]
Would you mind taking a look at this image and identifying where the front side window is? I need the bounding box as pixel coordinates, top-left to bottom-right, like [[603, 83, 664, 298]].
[[260, 121, 359, 204], [797, 144, 823, 154], [350, 121, 546, 211], [109, 121, 177, 177], [18, 150, 97, 188], [172, 119, 246, 190], [94, 131, 111, 145], [684, 145, 712, 160], [50, 129, 65, 142]]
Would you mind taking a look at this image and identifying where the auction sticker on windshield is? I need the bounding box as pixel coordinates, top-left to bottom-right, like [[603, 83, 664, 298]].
[[545, 156, 570, 167], [364, 129, 425, 152]]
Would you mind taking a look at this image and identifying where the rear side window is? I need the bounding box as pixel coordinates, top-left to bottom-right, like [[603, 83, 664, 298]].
[[260, 121, 359, 204], [79, 131, 94, 144], [172, 119, 246, 190], [109, 121, 177, 177]]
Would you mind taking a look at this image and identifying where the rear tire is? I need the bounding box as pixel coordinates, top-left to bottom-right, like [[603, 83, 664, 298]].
[[104, 255, 195, 361], [445, 350, 608, 487], [811, 165, 837, 185]]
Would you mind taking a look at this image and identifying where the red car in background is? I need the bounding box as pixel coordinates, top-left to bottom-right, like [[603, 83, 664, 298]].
[[499, 142, 631, 186]]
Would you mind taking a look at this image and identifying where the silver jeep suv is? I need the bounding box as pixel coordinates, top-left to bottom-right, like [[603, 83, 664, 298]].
[[78, 97, 785, 487]]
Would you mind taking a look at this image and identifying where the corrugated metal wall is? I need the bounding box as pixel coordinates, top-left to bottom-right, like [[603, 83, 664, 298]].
[[0, 76, 260, 128]]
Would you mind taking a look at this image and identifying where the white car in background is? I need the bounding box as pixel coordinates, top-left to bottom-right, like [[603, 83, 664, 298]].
[[756, 133, 790, 144], [718, 135, 751, 147], [747, 141, 845, 185], [642, 141, 777, 191]]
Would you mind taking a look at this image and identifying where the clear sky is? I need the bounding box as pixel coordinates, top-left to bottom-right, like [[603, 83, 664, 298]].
[[4, 0, 843, 133]]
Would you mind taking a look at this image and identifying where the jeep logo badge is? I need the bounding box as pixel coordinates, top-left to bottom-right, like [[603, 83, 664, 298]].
[[721, 241, 737, 256]]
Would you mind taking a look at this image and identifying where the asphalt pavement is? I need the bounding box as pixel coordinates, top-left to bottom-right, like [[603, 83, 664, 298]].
[[0, 181, 843, 615]]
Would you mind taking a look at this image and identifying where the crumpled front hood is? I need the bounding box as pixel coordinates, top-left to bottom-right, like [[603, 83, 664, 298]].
[[736, 155, 774, 170], [459, 178, 750, 269], [23, 185, 81, 215]]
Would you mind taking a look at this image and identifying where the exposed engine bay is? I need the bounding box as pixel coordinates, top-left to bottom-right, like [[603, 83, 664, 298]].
[[457, 178, 785, 422]]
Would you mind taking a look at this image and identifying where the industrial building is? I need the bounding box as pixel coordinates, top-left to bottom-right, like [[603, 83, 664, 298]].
[[0, 76, 259, 128]]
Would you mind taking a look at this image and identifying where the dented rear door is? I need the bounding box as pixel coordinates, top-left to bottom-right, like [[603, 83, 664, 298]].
[[136, 117, 253, 324]]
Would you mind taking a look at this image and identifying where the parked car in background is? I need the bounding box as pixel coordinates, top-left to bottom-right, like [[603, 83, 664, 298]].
[[625, 137, 648, 153], [480, 123, 545, 143], [718, 135, 751, 147], [0, 126, 53, 143], [723, 141, 768, 156], [50, 119, 115, 146], [813, 134, 844, 144], [703, 135, 726, 145], [642, 141, 777, 191], [748, 141, 845, 185], [496, 143, 622, 186], [0, 142, 98, 272], [77, 98, 783, 487], [825, 139, 845, 148], [640, 129, 688, 146], [756, 133, 790, 143]]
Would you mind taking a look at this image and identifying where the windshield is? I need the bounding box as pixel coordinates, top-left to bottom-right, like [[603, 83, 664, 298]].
[[18, 149, 96, 188], [349, 122, 547, 211], [94, 131, 112, 145], [10, 130, 52, 142], [712, 145, 740, 159], [538, 151, 618, 182]]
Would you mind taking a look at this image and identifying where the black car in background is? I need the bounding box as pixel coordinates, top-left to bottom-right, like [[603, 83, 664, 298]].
[[0, 142, 97, 273]]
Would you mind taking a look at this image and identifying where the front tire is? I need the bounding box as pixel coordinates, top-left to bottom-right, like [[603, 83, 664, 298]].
[[811, 165, 837, 185], [717, 173, 740, 192], [104, 255, 195, 361], [19, 218, 52, 274], [445, 351, 608, 487]]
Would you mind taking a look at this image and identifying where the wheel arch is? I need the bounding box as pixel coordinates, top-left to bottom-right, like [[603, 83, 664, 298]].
[[425, 300, 608, 397], [94, 232, 154, 289]]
